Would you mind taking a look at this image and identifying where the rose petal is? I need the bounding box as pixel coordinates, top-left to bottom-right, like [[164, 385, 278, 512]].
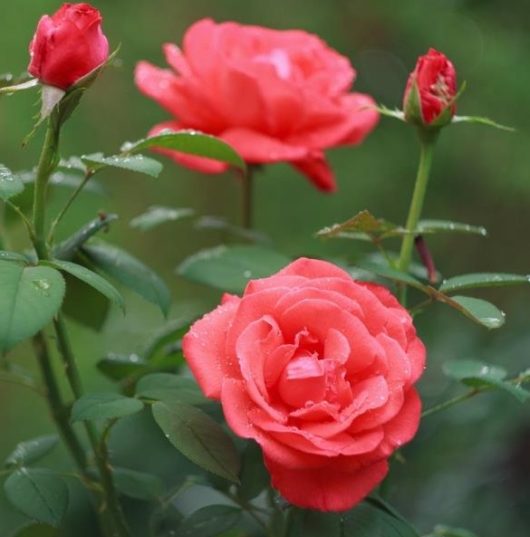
[[290, 151, 336, 192]]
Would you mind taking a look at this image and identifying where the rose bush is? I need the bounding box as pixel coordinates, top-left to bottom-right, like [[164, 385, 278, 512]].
[[403, 48, 457, 126], [183, 258, 425, 511], [28, 2, 109, 90], [135, 19, 379, 192]]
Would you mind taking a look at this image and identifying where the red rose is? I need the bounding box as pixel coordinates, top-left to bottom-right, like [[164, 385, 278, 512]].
[[183, 258, 425, 511], [403, 48, 457, 126], [135, 19, 379, 192], [28, 3, 109, 90]]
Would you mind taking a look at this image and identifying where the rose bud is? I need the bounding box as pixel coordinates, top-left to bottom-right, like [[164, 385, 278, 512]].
[[135, 19, 379, 192], [28, 3, 109, 90], [183, 258, 425, 511], [403, 48, 457, 127]]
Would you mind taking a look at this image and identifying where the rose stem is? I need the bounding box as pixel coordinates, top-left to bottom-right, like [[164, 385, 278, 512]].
[[241, 166, 254, 229], [397, 131, 437, 305], [31, 120, 131, 537]]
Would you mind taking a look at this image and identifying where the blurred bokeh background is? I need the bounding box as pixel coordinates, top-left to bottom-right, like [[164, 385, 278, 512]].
[[1, 0, 529, 535]]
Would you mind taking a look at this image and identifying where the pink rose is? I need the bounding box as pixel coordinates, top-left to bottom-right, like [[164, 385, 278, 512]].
[[28, 3, 109, 90], [135, 19, 379, 192], [183, 258, 425, 511]]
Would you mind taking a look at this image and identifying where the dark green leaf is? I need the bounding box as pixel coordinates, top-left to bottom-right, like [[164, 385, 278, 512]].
[[97, 353, 147, 381], [175, 505, 242, 537], [123, 130, 246, 173], [112, 467, 164, 500], [71, 392, 144, 423], [449, 296, 505, 329], [237, 441, 270, 501], [142, 318, 192, 362], [47, 260, 125, 312], [287, 510, 341, 537], [317, 210, 398, 241], [342, 502, 419, 537], [83, 242, 171, 316], [429, 525, 478, 537], [0, 262, 65, 352], [440, 273, 530, 294], [152, 401, 240, 482], [0, 164, 24, 201], [137, 374, 208, 406], [4, 469, 68, 527], [130, 206, 194, 231], [12, 524, 58, 537], [82, 154, 163, 178], [416, 220, 487, 237], [443, 360, 529, 403], [5, 436, 58, 468], [178, 245, 291, 294], [54, 214, 118, 261]]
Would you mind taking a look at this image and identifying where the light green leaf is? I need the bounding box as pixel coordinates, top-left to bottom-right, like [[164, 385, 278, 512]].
[[449, 296, 505, 329], [0, 262, 65, 352], [443, 359, 529, 403], [130, 206, 194, 231], [440, 273, 530, 294], [152, 401, 241, 482], [0, 78, 39, 95], [123, 130, 246, 173], [82, 242, 171, 316], [0, 164, 24, 201], [81, 154, 163, 178], [175, 505, 242, 537], [136, 374, 208, 406], [112, 467, 164, 500], [5, 436, 58, 468], [0, 251, 28, 263], [4, 469, 68, 528], [416, 219, 487, 237], [70, 392, 144, 423], [178, 245, 291, 294], [452, 115, 514, 131], [47, 260, 125, 312]]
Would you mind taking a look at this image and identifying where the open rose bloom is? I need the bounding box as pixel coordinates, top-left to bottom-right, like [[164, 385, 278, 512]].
[[183, 258, 425, 511], [135, 19, 379, 191], [28, 3, 109, 90]]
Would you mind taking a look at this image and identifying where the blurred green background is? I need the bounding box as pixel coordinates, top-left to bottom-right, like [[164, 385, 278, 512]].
[[1, 0, 529, 535]]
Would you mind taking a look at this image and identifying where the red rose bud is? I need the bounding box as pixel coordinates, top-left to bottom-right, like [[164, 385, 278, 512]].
[[403, 48, 457, 127], [28, 3, 109, 90]]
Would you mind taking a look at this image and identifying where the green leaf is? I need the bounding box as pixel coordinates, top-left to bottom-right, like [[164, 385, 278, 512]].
[[452, 115, 514, 131], [70, 392, 144, 423], [82, 242, 171, 316], [428, 525, 478, 537], [142, 317, 192, 362], [237, 441, 270, 501], [47, 260, 125, 312], [175, 505, 242, 537], [342, 502, 419, 537], [130, 206, 194, 231], [316, 210, 398, 241], [81, 153, 163, 178], [449, 296, 505, 329], [4, 469, 68, 527], [0, 251, 28, 263], [0, 164, 24, 201], [0, 262, 65, 352], [12, 524, 58, 537], [440, 272, 530, 293], [97, 353, 147, 382], [137, 374, 208, 406], [443, 359, 529, 403], [112, 467, 164, 500], [178, 245, 291, 294], [416, 219, 487, 237], [287, 510, 342, 537], [5, 436, 58, 468], [54, 214, 119, 261], [353, 261, 428, 291], [152, 401, 241, 482], [123, 130, 246, 173]]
